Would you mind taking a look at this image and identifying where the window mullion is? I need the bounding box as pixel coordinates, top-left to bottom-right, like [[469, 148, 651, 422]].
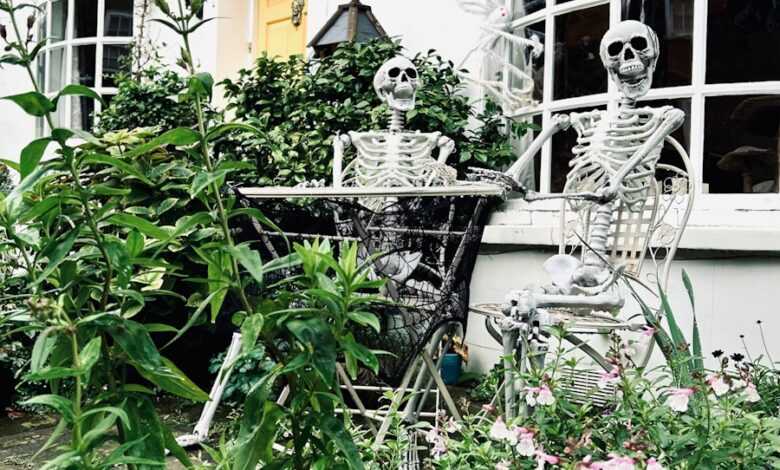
[[96, 0, 105, 91], [540, 6, 555, 193]]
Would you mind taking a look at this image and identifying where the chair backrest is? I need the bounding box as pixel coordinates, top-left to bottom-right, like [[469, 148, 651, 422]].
[[558, 136, 695, 294]]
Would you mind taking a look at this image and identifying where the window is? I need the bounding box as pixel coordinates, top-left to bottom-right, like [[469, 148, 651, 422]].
[[509, 0, 780, 204], [36, 0, 134, 132]]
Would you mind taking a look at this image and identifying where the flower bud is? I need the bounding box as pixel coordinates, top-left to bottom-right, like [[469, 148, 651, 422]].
[[26, 14, 35, 29], [0, 24, 7, 40]]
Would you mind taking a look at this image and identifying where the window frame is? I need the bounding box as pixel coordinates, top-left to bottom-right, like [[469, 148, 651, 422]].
[[37, 0, 135, 132], [505, 0, 780, 213]]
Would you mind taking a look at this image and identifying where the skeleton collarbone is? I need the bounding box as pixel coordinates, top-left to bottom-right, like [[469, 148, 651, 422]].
[[344, 130, 454, 187]]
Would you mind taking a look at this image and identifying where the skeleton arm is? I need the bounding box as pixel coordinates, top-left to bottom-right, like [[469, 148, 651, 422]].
[[606, 107, 685, 199], [437, 135, 455, 164], [505, 113, 571, 180], [332, 133, 352, 188]]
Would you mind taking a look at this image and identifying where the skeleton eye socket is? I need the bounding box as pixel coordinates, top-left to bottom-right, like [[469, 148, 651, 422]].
[[607, 41, 624, 56], [630, 36, 648, 51], [388, 67, 401, 78], [405, 68, 418, 79]]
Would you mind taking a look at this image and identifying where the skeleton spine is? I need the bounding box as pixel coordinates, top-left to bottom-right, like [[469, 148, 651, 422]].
[[388, 108, 405, 132], [584, 203, 612, 268]]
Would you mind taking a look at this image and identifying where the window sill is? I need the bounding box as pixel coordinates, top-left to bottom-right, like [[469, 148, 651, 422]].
[[482, 199, 780, 251]]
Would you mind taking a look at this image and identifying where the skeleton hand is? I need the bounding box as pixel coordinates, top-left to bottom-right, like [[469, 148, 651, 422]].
[[596, 184, 619, 203], [467, 167, 527, 195], [551, 113, 571, 131]]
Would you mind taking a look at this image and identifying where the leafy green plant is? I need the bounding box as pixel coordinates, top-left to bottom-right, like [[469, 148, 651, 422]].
[[220, 39, 530, 187], [230, 240, 384, 470], [208, 347, 274, 404]]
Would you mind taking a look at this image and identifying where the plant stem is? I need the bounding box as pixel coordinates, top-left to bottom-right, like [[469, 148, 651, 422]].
[[70, 330, 83, 444]]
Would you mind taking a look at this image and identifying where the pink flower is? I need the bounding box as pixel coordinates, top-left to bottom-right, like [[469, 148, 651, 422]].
[[525, 385, 556, 406], [641, 326, 656, 337], [535, 449, 560, 469], [599, 366, 621, 389], [592, 454, 636, 470], [744, 382, 761, 403], [495, 461, 512, 470], [706, 373, 730, 396], [666, 387, 694, 412], [646, 457, 666, 470], [425, 426, 447, 459], [444, 417, 462, 434], [425, 427, 440, 444], [489, 416, 510, 441], [516, 429, 536, 457]]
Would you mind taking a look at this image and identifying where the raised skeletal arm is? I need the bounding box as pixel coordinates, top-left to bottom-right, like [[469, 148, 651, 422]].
[[505, 113, 571, 180], [332, 133, 352, 188]]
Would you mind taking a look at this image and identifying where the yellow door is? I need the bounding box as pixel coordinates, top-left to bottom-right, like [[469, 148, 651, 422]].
[[255, 0, 308, 58]]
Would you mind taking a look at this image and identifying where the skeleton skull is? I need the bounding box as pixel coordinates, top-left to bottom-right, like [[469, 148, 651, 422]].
[[373, 56, 420, 112], [600, 20, 659, 100]]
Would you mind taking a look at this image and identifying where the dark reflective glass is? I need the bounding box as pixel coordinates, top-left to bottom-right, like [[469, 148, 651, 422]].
[[516, 114, 543, 191], [71, 96, 95, 131], [72, 45, 96, 86], [519, 21, 544, 103], [105, 0, 134, 36], [102, 45, 130, 87], [74, 0, 98, 38], [554, 5, 609, 100], [707, 0, 780, 83], [515, 0, 545, 16], [622, 0, 694, 87], [704, 95, 780, 194], [47, 47, 65, 93], [640, 97, 692, 175]]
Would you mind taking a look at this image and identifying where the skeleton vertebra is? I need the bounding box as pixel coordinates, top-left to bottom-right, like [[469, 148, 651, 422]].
[[333, 56, 457, 191]]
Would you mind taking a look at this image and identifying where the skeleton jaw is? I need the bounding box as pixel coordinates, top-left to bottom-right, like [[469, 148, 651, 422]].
[[386, 83, 416, 112], [614, 66, 651, 100]]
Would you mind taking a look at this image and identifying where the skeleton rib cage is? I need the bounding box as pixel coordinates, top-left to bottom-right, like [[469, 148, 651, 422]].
[[238, 194, 495, 384]]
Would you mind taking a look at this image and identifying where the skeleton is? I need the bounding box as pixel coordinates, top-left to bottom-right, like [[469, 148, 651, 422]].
[[333, 56, 457, 191], [456, 0, 543, 114], [477, 21, 686, 418]]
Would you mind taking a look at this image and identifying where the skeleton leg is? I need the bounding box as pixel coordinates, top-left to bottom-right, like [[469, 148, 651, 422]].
[[176, 332, 242, 447]]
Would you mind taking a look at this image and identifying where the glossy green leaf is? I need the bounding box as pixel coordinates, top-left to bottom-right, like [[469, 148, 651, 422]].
[[107, 213, 172, 242], [5, 164, 51, 221], [321, 416, 365, 470], [240, 314, 264, 354], [162, 288, 224, 349], [123, 127, 200, 159], [287, 317, 337, 384], [346, 310, 380, 333], [54, 84, 105, 106], [3, 91, 55, 116], [35, 228, 78, 285], [225, 243, 264, 285], [21, 394, 74, 423], [234, 373, 283, 470], [82, 153, 154, 186], [20, 137, 52, 179], [190, 169, 231, 199], [78, 337, 102, 374]]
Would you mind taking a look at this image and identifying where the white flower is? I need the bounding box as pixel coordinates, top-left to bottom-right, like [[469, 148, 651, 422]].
[[666, 387, 694, 413], [744, 383, 761, 403], [536, 385, 555, 406], [706, 374, 730, 396], [489, 416, 510, 441], [646, 457, 666, 470], [425, 427, 440, 444], [516, 430, 536, 457], [495, 460, 511, 470], [526, 390, 538, 407], [431, 437, 447, 460]]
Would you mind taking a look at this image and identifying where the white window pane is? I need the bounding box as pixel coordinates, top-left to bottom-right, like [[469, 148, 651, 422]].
[[51, 0, 68, 43], [71, 96, 95, 131], [47, 47, 66, 93], [105, 0, 134, 36]]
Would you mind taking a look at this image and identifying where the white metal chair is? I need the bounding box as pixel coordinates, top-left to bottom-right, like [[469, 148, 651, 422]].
[[471, 136, 695, 418]]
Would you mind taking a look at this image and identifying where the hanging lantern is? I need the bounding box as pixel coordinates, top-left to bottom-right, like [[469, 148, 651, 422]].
[[308, 0, 387, 58]]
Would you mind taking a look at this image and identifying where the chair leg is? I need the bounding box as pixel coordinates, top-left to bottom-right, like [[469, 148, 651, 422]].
[[375, 356, 419, 447], [420, 351, 462, 421], [336, 363, 378, 435], [176, 332, 242, 447], [502, 327, 519, 421]]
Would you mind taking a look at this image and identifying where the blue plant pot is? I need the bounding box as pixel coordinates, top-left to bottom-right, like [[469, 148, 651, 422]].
[[440, 353, 463, 385]]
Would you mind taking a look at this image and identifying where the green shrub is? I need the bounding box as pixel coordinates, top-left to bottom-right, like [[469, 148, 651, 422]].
[[220, 38, 529, 186]]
